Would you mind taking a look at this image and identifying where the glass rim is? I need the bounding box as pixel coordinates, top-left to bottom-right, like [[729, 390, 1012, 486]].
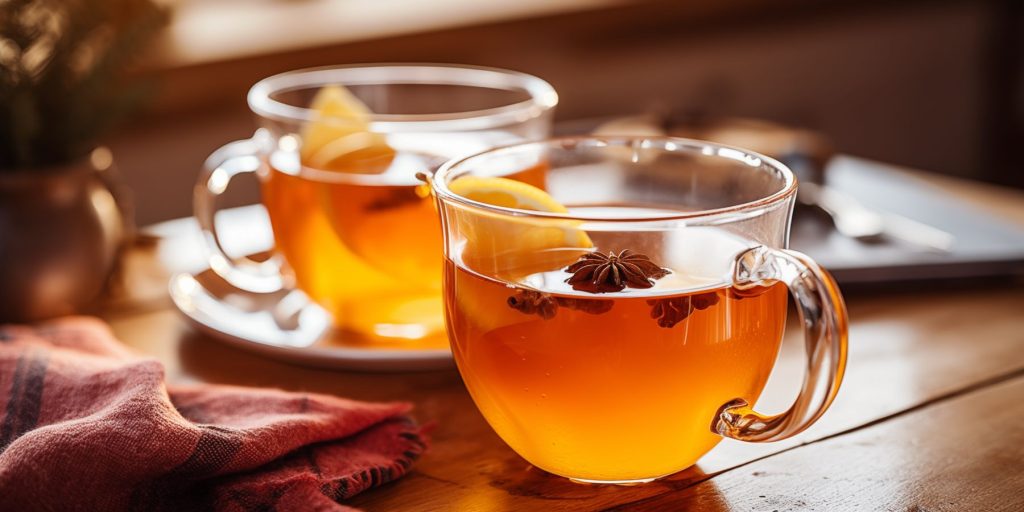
[[247, 63, 558, 131], [431, 135, 799, 223]]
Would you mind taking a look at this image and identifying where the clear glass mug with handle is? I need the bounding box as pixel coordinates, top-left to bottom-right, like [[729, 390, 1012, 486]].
[[194, 64, 557, 346], [432, 136, 848, 483]]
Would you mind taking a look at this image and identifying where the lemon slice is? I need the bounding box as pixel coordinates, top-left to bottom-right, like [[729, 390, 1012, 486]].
[[449, 176, 571, 212], [301, 85, 395, 172], [448, 176, 592, 277]]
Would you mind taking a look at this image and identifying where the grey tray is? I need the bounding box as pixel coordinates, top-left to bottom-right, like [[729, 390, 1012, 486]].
[[791, 156, 1024, 284]]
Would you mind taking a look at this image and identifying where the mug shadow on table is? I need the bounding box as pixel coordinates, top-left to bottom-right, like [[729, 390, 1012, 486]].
[[481, 456, 731, 510]]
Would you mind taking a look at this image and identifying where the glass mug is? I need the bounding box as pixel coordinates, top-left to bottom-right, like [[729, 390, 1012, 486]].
[[195, 65, 557, 346], [432, 136, 848, 483]]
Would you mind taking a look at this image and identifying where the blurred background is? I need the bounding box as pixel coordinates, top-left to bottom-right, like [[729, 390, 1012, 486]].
[[100, 0, 1022, 225]]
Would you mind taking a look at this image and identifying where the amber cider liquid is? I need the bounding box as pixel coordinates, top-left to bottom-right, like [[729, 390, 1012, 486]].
[[444, 224, 788, 481], [260, 148, 545, 345]]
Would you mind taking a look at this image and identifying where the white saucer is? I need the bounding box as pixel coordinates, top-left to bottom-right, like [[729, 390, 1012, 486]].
[[169, 269, 453, 372]]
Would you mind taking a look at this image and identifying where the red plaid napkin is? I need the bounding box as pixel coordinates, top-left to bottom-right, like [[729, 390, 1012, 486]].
[[0, 317, 427, 511]]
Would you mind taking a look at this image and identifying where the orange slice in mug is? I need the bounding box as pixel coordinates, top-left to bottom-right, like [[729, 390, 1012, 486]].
[[301, 85, 395, 172]]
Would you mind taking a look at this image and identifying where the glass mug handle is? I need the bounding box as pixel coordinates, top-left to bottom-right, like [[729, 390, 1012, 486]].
[[193, 130, 284, 293], [714, 245, 849, 442]]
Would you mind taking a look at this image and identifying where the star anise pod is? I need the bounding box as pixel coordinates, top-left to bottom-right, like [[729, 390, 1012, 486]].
[[507, 291, 615, 319], [507, 290, 558, 319], [728, 285, 773, 301], [691, 291, 720, 310], [648, 297, 694, 328], [648, 291, 721, 328], [565, 250, 670, 293], [555, 297, 614, 315]]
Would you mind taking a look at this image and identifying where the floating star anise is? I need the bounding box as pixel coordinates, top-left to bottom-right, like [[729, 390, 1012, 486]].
[[507, 291, 558, 319], [691, 291, 720, 311], [565, 250, 670, 293], [648, 297, 694, 328], [648, 291, 721, 328], [507, 290, 614, 319], [727, 285, 774, 301], [554, 297, 614, 315]]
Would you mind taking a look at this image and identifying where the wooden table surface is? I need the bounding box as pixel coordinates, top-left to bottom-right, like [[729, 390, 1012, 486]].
[[102, 161, 1024, 511]]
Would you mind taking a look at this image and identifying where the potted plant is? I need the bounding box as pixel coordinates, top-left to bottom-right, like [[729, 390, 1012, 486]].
[[0, 0, 169, 322]]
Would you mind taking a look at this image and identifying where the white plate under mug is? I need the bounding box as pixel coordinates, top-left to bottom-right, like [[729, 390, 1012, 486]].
[[169, 269, 453, 372]]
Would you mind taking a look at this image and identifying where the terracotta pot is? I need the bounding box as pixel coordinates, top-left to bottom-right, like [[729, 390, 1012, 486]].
[[0, 148, 130, 322]]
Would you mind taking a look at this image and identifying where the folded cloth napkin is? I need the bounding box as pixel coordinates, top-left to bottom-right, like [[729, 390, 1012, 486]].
[[0, 317, 428, 511]]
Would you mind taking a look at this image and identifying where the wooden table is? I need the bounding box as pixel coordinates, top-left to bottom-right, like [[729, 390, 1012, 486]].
[[102, 161, 1024, 511]]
